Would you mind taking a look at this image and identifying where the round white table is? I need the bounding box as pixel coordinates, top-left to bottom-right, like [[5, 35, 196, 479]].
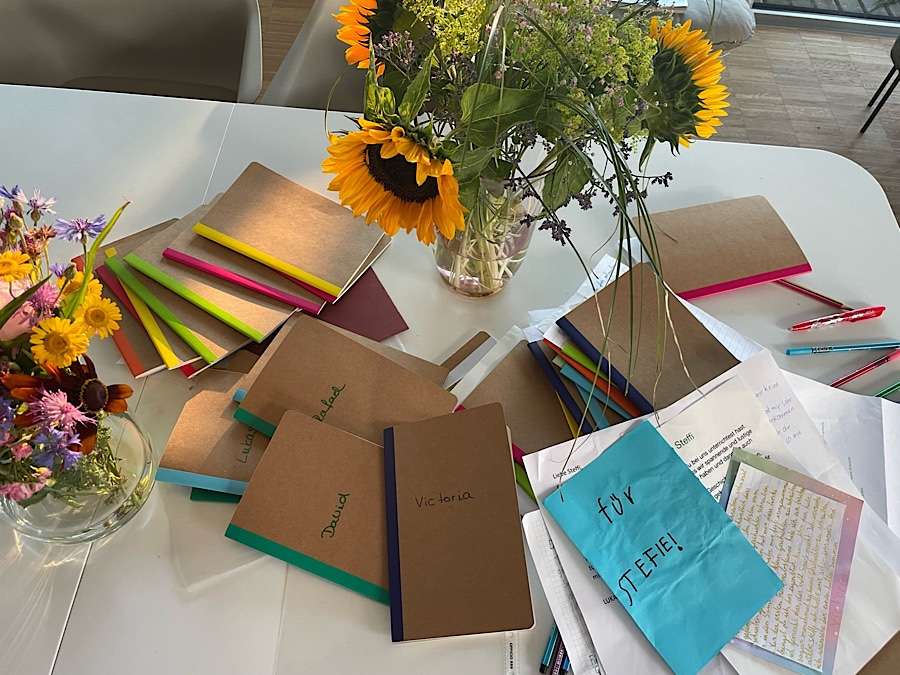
[[1, 84, 898, 675]]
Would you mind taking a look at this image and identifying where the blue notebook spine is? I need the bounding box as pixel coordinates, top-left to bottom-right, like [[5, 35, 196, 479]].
[[554, 316, 654, 415], [383, 426, 404, 642], [526, 341, 594, 435]]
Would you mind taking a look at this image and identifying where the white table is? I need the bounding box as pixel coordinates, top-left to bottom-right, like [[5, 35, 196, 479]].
[[1, 84, 898, 675]]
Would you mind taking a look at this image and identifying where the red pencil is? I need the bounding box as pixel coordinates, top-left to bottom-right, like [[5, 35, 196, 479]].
[[775, 279, 854, 311], [830, 349, 900, 388]]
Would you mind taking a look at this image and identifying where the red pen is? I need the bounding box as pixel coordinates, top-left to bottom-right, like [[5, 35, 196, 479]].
[[790, 306, 886, 332], [776, 279, 855, 311], [831, 348, 900, 388]]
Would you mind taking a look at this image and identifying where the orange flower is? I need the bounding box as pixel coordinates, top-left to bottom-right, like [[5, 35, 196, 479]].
[[334, 0, 385, 75]]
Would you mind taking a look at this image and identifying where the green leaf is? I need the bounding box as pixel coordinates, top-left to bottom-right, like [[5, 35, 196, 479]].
[[398, 52, 433, 123], [0, 275, 50, 331], [63, 201, 129, 318], [542, 145, 592, 211], [449, 146, 496, 184], [460, 84, 544, 146], [364, 68, 396, 120]]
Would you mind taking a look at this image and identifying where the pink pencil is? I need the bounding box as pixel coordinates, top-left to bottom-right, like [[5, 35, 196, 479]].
[[830, 348, 900, 388], [163, 248, 324, 314]]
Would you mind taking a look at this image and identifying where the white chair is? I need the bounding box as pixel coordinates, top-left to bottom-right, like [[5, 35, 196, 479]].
[[261, 0, 365, 112], [0, 0, 262, 103]]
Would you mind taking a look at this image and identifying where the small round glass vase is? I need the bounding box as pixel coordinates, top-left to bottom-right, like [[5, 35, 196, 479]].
[[0, 413, 156, 544], [434, 179, 538, 297]]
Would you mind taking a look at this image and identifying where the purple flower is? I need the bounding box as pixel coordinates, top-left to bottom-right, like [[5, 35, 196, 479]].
[[28, 282, 60, 318], [31, 427, 81, 469], [53, 215, 106, 242], [50, 263, 69, 278], [33, 390, 93, 431], [0, 397, 15, 435], [26, 189, 55, 220], [0, 184, 26, 205]]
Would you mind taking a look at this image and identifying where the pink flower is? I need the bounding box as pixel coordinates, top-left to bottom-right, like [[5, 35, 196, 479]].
[[33, 390, 92, 431], [11, 442, 32, 460], [0, 467, 50, 501]]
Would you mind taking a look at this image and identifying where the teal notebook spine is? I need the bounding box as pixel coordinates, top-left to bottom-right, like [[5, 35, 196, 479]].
[[156, 467, 248, 495], [224, 524, 389, 605]]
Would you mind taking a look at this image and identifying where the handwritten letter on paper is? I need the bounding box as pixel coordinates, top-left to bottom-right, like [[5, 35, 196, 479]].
[[721, 450, 862, 674]]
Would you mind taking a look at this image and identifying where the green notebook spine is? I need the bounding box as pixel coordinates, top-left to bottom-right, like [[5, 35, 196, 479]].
[[225, 524, 389, 605], [105, 255, 218, 364], [124, 253, 265, 342]]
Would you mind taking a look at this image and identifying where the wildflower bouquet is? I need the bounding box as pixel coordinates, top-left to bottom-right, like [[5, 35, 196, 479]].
[[324, 0, 728, 295], [0, 185, 134, 508]]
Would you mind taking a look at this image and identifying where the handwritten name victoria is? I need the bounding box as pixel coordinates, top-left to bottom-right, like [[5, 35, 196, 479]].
[[415, 490, 474, 508]]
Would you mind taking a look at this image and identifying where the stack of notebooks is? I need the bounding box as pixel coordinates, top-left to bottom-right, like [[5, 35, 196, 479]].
[[161, 316, 535, 641], [91, 162, 407, 380]]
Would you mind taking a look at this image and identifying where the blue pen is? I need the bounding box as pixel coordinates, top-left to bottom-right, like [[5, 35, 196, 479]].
[[561, 654, 571, 674], [540, 626, 559, 673], [786, 340, 900, 356]]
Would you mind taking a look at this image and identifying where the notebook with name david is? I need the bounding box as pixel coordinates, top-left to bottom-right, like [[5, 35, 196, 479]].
[[226, 411, 389, 604], [192, 162, 389, 301], [234, 314, 457, 442], [543, 420, 782, 675], [383, 403, 534, 641]]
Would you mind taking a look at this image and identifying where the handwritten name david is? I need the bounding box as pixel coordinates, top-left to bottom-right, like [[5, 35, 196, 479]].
[[596, 485, 686, 607], [321, 492, 350, 539]]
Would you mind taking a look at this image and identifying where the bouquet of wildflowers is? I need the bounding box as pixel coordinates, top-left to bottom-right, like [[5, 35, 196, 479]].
[[323, 0, 728, 295], [0, 185, 133, 506]]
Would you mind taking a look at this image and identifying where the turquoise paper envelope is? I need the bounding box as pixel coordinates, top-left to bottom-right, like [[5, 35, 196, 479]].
[[544, 421, 782, 675]]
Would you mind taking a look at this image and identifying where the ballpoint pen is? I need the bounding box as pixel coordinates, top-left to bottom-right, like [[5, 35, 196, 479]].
[[790, 306, 886, 332], [775, 279, 854, 311]]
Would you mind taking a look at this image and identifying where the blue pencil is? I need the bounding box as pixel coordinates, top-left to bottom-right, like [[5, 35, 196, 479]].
[[786, 340, 900, 356], [540, 626, 559, 673]]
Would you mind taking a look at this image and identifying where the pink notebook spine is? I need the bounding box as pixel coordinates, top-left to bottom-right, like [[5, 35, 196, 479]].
[[678, 263, 813, 300], [276, 270, 337, 303], [163, 248, 324, 315]]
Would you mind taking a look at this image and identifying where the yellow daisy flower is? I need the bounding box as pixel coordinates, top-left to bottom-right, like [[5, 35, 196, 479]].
[[76, 295, 122, 339], [322, 120, 466, 245], [647, 18, 729, 147], [30, 317, 90, 369], [59, 271, 103, 301], [0, 251, 32, 282]]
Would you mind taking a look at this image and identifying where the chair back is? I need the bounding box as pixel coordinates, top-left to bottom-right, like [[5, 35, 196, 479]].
[[0, 0, 260, 101], [261, 0, 365, 112], [891, 33, 900, 69]]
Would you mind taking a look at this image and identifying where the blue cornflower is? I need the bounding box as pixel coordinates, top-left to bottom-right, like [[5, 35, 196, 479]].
[[0, 184, 26, 204], [53, 215, 106, 242], [50, 263, 69, 278], [31, 427, 82, 469], [27, 189, 56, 219]]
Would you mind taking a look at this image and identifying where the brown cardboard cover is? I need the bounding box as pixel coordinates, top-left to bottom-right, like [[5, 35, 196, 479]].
[[638, 196, 809, 296], [239, 314, 456, 443], [230, 411, 387, 590], [440, 331, 492, 371], [565, 263, 739, 409], [198, 163, 388, 295], [463, 341, 572, 454], [389, 403, 533, 639], [161, 389, 268, 481]]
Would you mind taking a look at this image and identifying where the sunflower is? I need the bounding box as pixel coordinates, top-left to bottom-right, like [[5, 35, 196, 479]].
[[322, 120, 466, 245], [76, 295, 121, 339], [335, 0, 383, 73], [645, 18, 728, 148], [0, 251, 32, 282], [30, 317, 90, 369]]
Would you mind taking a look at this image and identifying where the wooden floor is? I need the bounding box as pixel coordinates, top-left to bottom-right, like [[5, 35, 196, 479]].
[[257, 10, 900, 221]]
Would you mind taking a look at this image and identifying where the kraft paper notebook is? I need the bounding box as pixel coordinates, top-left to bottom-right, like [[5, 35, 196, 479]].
[[225, 411, 389, 604], [461, 340, 575, 456], [158, 388, 268, 494], [634, 195, 811, 299], [126, 204, 325, 341], [234, 315, 456, 442], [383, 403, 533, 641], [557, 262, 739, 413], [193, 162, 389, 301]]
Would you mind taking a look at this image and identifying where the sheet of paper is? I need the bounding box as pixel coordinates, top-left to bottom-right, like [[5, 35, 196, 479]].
[[526, 351, 900, 675], [721, 451, 863, 675], [543, 421, 781, 675], [522, 511, 604, 675]]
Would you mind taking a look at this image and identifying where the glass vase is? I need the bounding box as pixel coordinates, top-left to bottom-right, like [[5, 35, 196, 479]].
[[434, 179, 539, 297], [0, 413, 155, 544]]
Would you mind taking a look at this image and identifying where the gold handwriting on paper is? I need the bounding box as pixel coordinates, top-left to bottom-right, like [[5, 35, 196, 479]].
[[727, 464, 842, 671]]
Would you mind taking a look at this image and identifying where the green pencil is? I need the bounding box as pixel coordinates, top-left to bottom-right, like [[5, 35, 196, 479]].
[[875, 380, 900, 398]]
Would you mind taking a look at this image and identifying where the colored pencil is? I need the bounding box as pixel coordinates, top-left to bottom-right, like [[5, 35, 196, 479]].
[[775, 279, 854, 311], [786, 341, 900, 356], [875, 380, 900, 398], [830, 349, 900, 388]]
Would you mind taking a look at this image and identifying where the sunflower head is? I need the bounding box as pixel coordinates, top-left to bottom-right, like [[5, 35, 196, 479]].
[[322, 120, 466, 245], [76, 295, 121, 339], [30, 317, 90, 369], [335, 0, 387, 75], [644, 18, 728, 149]]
